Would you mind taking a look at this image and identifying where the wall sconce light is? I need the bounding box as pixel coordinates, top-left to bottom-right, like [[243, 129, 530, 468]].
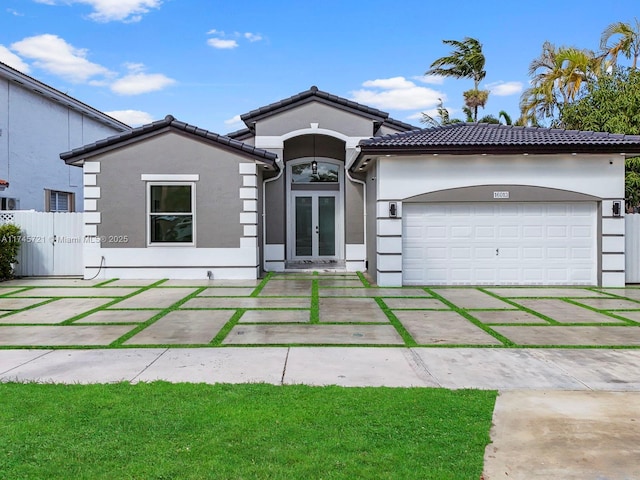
[[311, 160, 318, 175], [613, 200, 622, 217], [389, 201, 398, 218]]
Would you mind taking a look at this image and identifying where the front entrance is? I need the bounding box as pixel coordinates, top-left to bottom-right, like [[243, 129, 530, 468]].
[[286, 157, 344, 264], [293, 192, 339, 259]]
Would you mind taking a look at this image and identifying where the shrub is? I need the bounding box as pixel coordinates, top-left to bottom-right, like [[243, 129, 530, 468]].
[[0, 223, 21, 280]]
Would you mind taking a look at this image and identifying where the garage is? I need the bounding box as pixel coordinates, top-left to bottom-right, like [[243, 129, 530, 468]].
[[402, 202, 597, 286]]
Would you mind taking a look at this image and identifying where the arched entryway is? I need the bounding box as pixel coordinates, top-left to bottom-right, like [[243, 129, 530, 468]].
[[284, 134, 345, 267]]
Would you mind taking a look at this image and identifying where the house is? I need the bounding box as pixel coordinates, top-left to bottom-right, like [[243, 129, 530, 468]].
[[0, 61, 130, 212], [61, 86, 640, 286]]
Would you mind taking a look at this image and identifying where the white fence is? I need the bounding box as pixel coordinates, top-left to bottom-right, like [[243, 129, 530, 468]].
[[0, 211, 84, 277]]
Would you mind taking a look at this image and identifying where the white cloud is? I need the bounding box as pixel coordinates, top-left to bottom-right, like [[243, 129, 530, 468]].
[[35, 0, 161, 22], [0, 45, 30, 73], [407, 111, 427, 120], [351, 77, 444, 110], [104, 109, 153, 126], [413, 74, 446, 85], [362, 76, 415, 90], [110, 65, 176, 95], [7, 8, 24, 16], [224, 114, 242, 125], [487, 81, 523, 96], [244, 32, 263, 42], [207, 38, 238, 50], [10, 34, 112, 82]]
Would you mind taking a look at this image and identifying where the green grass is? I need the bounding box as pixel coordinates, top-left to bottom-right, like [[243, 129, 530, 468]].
[[0, 382, 495, 480]]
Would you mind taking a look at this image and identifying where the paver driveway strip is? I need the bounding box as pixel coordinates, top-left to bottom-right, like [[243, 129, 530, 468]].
[[394, 310, 503, 345], [124, 310, 232, 345], [0, 325, 134, 346], [0, 298, 114, 324], [223, 324, 405, 345], [0, 275, 640, 347]]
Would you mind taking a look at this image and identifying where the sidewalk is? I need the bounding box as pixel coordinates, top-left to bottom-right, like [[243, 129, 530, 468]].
[[2, 346, 639, 389]]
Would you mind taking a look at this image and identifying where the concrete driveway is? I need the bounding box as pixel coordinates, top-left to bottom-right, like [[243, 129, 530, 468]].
[[2, 272, 640, 479], [0, 272, 640, 348]]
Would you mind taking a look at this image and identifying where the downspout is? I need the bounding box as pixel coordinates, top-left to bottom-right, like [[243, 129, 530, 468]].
[[262, 157, 284, 272], [345, 146, 367, 271]]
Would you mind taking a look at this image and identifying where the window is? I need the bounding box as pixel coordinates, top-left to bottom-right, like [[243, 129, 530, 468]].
[[46, 190, 74, 212], [147, 183, 194, 245], [291, 161, 339, 183]]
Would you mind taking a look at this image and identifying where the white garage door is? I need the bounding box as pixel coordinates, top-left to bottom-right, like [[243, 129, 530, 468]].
[[402, 202, 597, 285]]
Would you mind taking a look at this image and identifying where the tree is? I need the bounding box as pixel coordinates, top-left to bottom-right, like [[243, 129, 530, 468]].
[[600, 18, 640, 69], [520, 42, 602, 126], [560, 68, 640, 207], [426, 37, 490, 121], [560, 68, 640, 133]]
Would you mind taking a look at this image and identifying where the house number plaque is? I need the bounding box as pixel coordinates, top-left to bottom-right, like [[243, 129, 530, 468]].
[[493, 191, 509, 199]]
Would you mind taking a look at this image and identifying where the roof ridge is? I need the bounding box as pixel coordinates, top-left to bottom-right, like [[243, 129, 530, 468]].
[[61, 115, 278, 165], [0, 60, 130, 131]]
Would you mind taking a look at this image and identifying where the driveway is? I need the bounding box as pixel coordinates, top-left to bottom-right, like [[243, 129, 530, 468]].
[[2, 272, 640, 479], [0, 272, 640, 348]]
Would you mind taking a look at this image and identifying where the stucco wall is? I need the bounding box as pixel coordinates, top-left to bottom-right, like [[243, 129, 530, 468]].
[[94, 131, 245, 248], [377, 154, 624, 200], [0, 79, 124, 211], [255, 102, 377, 137]]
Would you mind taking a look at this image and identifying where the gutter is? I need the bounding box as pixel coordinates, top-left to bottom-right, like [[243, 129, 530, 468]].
[[262, 158, 284, 272], [345, 146, 367, 271]]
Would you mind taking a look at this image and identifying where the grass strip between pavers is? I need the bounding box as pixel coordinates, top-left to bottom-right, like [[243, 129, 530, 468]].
[[375, 297, 418, 347], [561, 298, 640, 326], [250, 271, 273, 297], [310, 271, 320, 323], [357, 271, 371, 287], [0, 383, 496, 480], [209, 309, 246, 346], [427, 288, 516, 347], [478, 288, 562, 326], [109, 286, 208, 347]]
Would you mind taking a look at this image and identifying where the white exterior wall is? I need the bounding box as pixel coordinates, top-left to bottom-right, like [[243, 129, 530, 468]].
[[0, 77, 126, 212], [375, 154, 626, 287]]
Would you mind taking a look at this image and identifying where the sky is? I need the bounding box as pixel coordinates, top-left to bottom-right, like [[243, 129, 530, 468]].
[[1, 0, 639, 134]]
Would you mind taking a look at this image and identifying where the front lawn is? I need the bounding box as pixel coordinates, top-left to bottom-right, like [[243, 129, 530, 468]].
[[0, 383, 495, 479]]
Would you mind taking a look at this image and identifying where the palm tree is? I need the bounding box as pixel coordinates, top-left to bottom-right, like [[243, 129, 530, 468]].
[[520, 42, 602, 125], [426, 37, 489, 121], [601, 19, 640, 69]]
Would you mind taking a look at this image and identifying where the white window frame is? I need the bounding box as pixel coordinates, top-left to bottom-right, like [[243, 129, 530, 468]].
[[146, 181, 196, 247]]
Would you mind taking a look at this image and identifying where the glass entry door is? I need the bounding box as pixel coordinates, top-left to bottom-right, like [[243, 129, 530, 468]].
[[293, 193, 338, 259]]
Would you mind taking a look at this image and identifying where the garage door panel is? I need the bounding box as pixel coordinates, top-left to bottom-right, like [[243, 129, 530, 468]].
[[402, 202, 596, 285]]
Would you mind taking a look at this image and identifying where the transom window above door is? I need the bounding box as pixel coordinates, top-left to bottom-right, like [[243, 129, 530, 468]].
[[291, 161, 339, 183]]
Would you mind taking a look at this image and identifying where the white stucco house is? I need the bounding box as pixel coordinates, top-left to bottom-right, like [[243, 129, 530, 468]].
[[61, 86, 640, 287], [0, 61, 130, 212]]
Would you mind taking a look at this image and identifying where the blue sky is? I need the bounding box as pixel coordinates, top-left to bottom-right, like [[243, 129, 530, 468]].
[[1, 0, 638, 134]]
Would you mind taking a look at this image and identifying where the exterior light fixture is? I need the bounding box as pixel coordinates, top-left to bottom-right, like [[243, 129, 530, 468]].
[[311, 160, 318, 175]]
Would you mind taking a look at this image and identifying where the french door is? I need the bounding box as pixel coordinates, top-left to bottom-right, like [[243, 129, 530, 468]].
[[292, 192, 339, 259]]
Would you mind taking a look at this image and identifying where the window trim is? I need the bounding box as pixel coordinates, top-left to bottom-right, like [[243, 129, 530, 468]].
[[146, 181, 196, 247], [45, 189, 75, 212]]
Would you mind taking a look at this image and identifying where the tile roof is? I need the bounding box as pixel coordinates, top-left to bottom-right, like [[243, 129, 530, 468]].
[[358, 122, 640, 155], [0, 61, 130, 132], [229, 86, 415, 137], [61, 115, 279, 168]]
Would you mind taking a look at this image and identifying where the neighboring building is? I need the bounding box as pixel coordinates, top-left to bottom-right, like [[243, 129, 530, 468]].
[[0, 61, 130, 212], [61, 86, 640, 287]]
